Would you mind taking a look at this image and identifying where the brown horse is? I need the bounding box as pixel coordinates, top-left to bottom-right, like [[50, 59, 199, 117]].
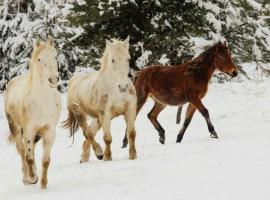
[[122, 41, 238, 147]]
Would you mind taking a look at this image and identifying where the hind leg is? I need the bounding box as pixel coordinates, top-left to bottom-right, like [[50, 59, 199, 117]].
[[72, 104, 103, 160], [6, 115, 28, 183], [16, 138, 28, 184], [40, 128, 55, 189], [80, 118, 101, 163], [148, 101, 166, 144]]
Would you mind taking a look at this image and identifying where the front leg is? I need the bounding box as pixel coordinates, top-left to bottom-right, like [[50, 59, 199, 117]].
[[189, 97, 218, 139], [23, 127, 38, 185], [124, 105, 137, 160], [99, 113, 112, 161], [40, 130, 55, 189], [176, 103, 196, 143]]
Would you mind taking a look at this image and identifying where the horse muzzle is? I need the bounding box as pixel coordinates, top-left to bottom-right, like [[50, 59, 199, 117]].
[[48, 76, 59, 88], [231, 70, 238, 77], [118, 84, 129, 93]]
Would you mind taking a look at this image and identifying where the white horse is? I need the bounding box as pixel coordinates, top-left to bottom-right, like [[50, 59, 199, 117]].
[[62, 37, 137, 162], [5, 36, 61, 189]]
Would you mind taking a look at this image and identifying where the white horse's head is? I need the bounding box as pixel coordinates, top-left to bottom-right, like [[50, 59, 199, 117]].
[[31, 36, 59, 88], [101, 36, 131, 93]]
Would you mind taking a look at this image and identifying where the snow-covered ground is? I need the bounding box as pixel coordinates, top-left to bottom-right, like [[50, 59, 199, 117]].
[[0, 80, 270, 200]]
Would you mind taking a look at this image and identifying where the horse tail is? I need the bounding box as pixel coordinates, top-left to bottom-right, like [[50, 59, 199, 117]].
[[61, 109, 79, 139]]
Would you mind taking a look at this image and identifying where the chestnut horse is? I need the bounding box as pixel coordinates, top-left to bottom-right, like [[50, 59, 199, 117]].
[[122, 41, 238, 147]]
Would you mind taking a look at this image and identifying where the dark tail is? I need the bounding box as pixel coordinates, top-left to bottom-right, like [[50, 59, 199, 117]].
[[61, 110, 79, 144], [176, 106, 183, 124]]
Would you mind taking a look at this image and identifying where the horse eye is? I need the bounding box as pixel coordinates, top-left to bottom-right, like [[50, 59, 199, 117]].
[[112, 59, 115, 63], [38, 58, 41, 62]]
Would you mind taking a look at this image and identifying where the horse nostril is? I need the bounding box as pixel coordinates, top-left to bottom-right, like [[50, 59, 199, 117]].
[[57, 76, 60, 82], [232, 70, 238, 77], [118, 84, 128, 93]]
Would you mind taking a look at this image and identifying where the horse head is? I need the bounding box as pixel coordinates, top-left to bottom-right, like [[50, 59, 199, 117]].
[[213, 41, 238, 78], [101, 36, 131, 93], [31, 36, 59, 88]]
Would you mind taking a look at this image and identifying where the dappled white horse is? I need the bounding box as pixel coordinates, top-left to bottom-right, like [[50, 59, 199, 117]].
[[5, 36, 61, 189], [63, 37, 137, 162]]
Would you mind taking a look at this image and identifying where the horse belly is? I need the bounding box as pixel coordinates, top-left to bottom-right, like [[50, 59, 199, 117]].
[[150, 90, 187, 106]]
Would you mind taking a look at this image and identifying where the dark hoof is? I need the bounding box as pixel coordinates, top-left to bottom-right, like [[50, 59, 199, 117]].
[[97, 154, 104, 160], [159, 137, 165, 145], [121, 143, 128, 148], [210, 133, 219, 139], [176, 135, 183, 143]]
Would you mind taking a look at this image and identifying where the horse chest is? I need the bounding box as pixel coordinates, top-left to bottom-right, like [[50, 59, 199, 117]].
[[23, 89, 60, 120]]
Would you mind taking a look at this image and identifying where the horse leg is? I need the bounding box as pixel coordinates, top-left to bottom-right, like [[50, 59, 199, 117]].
[[122, 87, 149, 148], [23, 126, 38, 184], [125, 103, 137, 160], [72, 104, 103, 160], [80, 118, 101, 163], [189, 97, 219, 139], [100, 114, 112, 161], [15, 135, 28, 184], [147, 101, 166, 144], [40, 128, 55, 189], [176, 103, 196, 143], [176, 106, 183, 124], [6, 114, 28, 183]]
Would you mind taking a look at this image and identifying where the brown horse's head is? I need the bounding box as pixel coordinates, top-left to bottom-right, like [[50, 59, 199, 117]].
[[214, 41, 238, 77]]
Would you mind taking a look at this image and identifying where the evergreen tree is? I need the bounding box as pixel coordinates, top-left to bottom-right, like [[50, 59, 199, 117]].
[[67, 0, 270, 70], [0, 0, 80, 91]]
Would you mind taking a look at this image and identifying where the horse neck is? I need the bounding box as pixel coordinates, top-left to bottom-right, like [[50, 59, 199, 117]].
[[202, 62, 216, 82], [194, 53, 217, 82]]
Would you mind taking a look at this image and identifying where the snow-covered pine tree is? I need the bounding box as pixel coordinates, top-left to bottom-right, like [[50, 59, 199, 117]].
[[67, 0, 213, 69], [67, 0, 270, 72], [0, 0, 80, 91]]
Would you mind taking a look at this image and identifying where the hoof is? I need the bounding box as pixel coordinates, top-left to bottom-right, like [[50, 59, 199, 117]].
[[176, 134, 183, 143], [103, 156, 112, 161], [210, 133, 219, 139], [96, 154, 104, 160], [129, 154, 137, 160], [80, 158, 89, 163], [41, 184, 47, 189], [159, 137, 165, 145], [23, 176, 38, 185], [121, 143, 128, 148], [93, 143, 104, 160]]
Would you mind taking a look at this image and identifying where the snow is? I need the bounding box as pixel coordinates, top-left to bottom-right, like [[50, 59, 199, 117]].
[[135, 42, 152, 68], [1, 77, 270, 200], [158, 54, 169, 65]]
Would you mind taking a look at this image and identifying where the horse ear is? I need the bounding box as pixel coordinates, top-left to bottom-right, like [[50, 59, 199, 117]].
[[223, 41, 228, 47], [47, 35, 54, 46], [34, 38, 41, 48], [106, 39, 113, 48], [124, 36, 130, 47]]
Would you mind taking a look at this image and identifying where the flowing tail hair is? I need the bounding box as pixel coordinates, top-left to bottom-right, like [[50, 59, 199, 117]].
[[61, 109, 79, 146]]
